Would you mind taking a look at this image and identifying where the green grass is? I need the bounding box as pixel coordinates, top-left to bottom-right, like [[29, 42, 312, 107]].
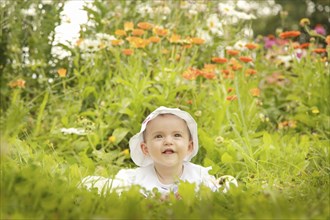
[[1, 0, 329, 219]]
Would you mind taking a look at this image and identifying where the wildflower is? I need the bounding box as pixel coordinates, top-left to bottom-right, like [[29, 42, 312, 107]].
[[161, 49, 170, 54], [57, 68, 67, 77], [314, 24, 326, 36], [153, 27, 168, 36], [211, 57, 228, 64], [227, 87, 233, 93], [300, 43, 310, 49], [202, 70, 216, 79], [203, 64, 216, 70], [226, 49, 240, 56], [245, 68, 257, 76], [132, 29, 145, 36], [229, 58, 242, 70], [111, 39, 124, 46], [149, 36, 161, 43], [239, 56, 253, 63], [61, 128, 86, 135], [311, 107, 320, 114], [313, 48, 327, 53], [249, 88, 260, 97], [121, 149, 130, 156], [191, 37, 205, 45], [186, 100, 193, 105], [122, 49, 134, 56], [169, 34, 181, 43], [326, 35, 330, 45], [245, 42, 258, 50], [226, 95, 237, 101], [8, 79, 26, 88], [108, 135, 116, 143], [115, 29, 127, 37], [137, 22, 153, 30], [279, 31, 301, 39], [299, 18, 310, 27], [76, 38, 83, 47], [194, 110, 202, 117], [182, 68, 199, 80], [124, 22, 134, 31]]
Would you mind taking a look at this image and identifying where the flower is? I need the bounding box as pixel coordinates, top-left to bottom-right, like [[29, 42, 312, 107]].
[[314, 24, 326, 36], [211, 57, 228, 64], [115, 29, 127, 37], [169, 34, 181, 43], [239, 56, 253, 63], [226, 95, 237, 101], [245, 42, 258, 50], [299, 18, 310, 27], [313, 48, 327, 53], [137, 22, 153, 30], [122, 49, 134, 56], [111, 39, 124, 46], [61, 128, 86, 135], [132, 29, 145, 36], [326, 35, 330, 45], [108, 135, 116, 143], [215, 136, 224, 144], [226, 49, 240, 56], [279, 31, 301, 39], [311, 107, 320, 114], [227, 87, 234, 93], [124, 22, 134, 31], [245, 68, 257, 76], [153, 27, 168, 36], [8, 79, 26, 88], [194, 110, 202, 117], [250, 88, 260, 97], [191, 37, 205, 45], [121, 149, 130, 156], [148, 36, 161, 43], [57, 68, 67, 77]]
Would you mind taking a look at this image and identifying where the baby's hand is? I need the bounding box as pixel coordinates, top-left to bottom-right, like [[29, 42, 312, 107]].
[[217, 175, 238, 193]]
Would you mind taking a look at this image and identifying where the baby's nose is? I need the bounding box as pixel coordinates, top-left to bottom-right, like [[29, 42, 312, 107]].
[[164, 136, 173, 144]]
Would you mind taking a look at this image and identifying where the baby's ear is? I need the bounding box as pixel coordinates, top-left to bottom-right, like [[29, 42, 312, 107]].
[[188, 140, 194, 153], [140, 142, 149, 155]]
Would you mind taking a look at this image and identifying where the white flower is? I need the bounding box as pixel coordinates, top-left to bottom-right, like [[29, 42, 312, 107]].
[[206, 14, 223, 35], [136, 3, 154, 17], [217, 175, 238, 193], [61, 128, 86, 135]]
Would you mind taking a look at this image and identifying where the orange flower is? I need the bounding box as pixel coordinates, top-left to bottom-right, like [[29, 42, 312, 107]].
[[245, 43, 258, 50], [191, 37, 205, 45], [8, 79, 26, 88], [111, 39, 124, 46], [149, 36, 161, 43], [222, 69, 235, 79], [76, 38, 83, 46], [279, 31, 301, 39], [239, 56, 253, 63], [169, 34, 181, 43], [203, 64, 216, 70], [129, 38, 150, 48], [227, 87, 234, 93], [229, 58, 242, 70], [245, 68, 257, 76], [124, 22, 134, 31], [226, 95, 237, 101], [153, 27, 168, 36], [182, 68, 202, 80], [202, 71, 216, 79], [115, 29, 126, 36], [137, 22, 153, 30], [122, 49, 134, 56], [211, 57, 228, 64], [186, 100, 193, 105], [326, 35, 330, 45], [300, 42, 310, 49], [226, 49, 240, 56], [313, 48, 327, 53], [57, 68, 67, 77], [249, 88, 260, 97], [132, 29, 145, 36]]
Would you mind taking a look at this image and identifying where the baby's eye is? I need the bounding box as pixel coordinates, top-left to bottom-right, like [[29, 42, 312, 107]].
[[154, 135, 163, 139], [174, 133, 182, 137]]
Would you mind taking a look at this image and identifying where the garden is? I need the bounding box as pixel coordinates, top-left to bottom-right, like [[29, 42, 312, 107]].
[[1, 0, 329, 219]]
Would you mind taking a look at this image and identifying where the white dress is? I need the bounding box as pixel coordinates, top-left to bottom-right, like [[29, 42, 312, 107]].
[[81, 162, 220, 195]]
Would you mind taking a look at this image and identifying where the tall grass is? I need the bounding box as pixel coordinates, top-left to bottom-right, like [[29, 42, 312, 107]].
[[1, 0, 329, 219]]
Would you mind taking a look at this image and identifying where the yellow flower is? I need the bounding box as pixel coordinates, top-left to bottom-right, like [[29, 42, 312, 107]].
[[121, 149, 130, 156], [299, 18, 310, 27], [311, 107, 319, 114], [57, 68, 67, 77], [108, 136, 116, 143]]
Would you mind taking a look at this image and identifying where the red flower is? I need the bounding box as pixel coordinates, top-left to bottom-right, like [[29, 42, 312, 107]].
[[245, 43, 258, 50], [226, 49, 240, 56], [313, 48, 327, 53], [226, 95, 237, 101]]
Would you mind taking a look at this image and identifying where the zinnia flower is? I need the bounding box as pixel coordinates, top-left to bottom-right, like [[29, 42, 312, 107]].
[[124, 22, 134, 31], [122, 49, 134, 56], [132, 29, 145, 36], [115, 29, 126, 36], [279, 31, 301, 39], [313, 48, 327, 53], [137, 22, 153, 30], [239, 56, 253, 63], [191, 37, 205, 45], [149, 36, 161, 43], [8, 79, 26, 88], [153, 27, 168, 36], [226, 49, 240, 56], [249, 88, 260, 97], [226, 95, 237, 101], [245, 43, 258, 50], [211, 57, 228, 64]]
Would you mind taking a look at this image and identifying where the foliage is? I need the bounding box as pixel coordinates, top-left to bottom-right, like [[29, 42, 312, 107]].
[[1, 0, 329, 219]]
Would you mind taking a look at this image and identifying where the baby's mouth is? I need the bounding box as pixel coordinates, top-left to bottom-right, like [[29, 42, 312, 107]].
[[162, 149, 175, 154]]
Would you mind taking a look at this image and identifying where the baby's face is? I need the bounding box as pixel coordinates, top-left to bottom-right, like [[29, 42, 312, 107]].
[[141, 114, 193, 169]]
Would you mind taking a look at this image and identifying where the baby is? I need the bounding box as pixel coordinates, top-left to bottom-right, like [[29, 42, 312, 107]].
[[82, 106, 237, 195]]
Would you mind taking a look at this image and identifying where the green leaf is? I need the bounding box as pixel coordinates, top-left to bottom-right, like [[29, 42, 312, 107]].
[[221, 152, 233, 164], [112, 127, 130, 145]]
